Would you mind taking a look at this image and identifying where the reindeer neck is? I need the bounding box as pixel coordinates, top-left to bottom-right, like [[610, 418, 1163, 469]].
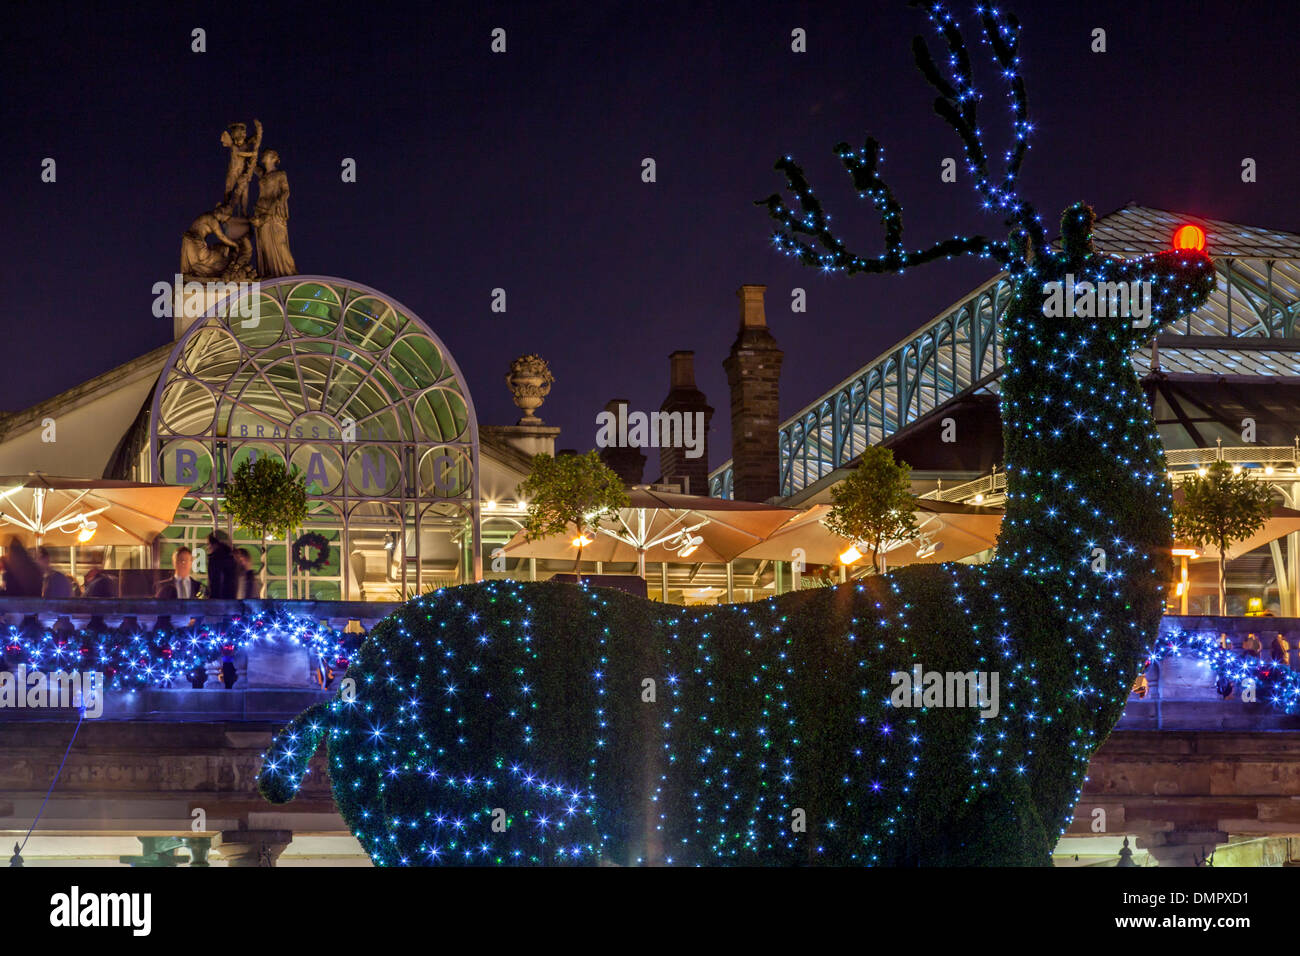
[[995, 285, 1172, 587]]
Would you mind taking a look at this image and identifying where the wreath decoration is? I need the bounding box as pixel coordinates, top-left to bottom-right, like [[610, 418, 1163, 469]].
[[292, 532, 332, 573]]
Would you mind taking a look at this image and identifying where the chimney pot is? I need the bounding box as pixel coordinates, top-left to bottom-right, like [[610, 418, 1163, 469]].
[[669, 351, 696, 389], [738, 284, 768, 329]]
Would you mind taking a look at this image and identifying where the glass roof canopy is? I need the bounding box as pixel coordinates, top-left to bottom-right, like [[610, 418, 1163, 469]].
[[149, 277, 482, 582], [709, 205, 1300, 501]]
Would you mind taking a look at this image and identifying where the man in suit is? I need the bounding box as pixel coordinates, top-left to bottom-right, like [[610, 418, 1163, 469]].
[[155, 546, 206, 599]]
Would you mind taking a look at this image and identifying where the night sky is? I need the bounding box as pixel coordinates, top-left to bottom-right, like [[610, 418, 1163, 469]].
[[5, 0, 1297, 472]]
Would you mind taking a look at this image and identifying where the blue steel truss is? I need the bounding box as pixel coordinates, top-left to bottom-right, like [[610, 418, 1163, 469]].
[[709, 206, 1300, 500]]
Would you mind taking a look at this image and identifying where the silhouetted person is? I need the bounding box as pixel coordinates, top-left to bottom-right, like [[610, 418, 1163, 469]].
[[206, 531, 237, 600], [83, 567, 118, 598], [234, 547, 259, 599], [36, 547, 74, 598], [1271, 634, 1291, 667], [2, 539, 42, 597]]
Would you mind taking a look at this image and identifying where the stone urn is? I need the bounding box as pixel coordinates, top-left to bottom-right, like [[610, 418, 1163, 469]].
[[506, 355, 555, 425]]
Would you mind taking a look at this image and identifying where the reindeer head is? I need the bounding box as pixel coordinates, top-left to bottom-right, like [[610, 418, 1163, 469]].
[[1019, 203, 1214, 356]]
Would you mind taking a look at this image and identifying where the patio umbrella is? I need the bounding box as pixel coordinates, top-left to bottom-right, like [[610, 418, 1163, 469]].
[[736, 499, 1003, 569], [0, 474, 191, 548], [1171, 491, 1300, 561], [500, 487, 801, 576]]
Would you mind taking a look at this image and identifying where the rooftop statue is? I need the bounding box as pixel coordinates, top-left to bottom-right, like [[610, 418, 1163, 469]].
[[179, 203, 250, 279], [222, 120, 263, 216], [250, 149, 297, 278], [180, 119, 295, 282]]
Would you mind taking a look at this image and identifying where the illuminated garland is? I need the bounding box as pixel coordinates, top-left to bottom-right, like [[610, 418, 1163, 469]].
[[1, 612, 358, 689], [1153, 628, 1300, 714]]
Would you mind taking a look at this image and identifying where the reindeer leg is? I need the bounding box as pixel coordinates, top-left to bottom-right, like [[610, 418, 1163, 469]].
[[938, 776, 1052, 866]]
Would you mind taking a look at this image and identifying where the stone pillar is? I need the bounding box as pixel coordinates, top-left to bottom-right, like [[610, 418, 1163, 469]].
[[723, 285, 783, 503], [597, 399, 646, 485], [215, 830, 293, 867], [657, 353, 713, 495]]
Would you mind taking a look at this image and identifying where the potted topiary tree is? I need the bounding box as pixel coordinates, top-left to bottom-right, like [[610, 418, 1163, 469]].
[[518, 450, 629, 576], [824, 446, 919, 576], [222, 456, 309, 596], [1174, 460, 1274, 614]]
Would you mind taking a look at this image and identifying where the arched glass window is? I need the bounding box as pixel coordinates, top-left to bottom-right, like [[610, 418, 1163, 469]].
[[151, 277, 480, 599]]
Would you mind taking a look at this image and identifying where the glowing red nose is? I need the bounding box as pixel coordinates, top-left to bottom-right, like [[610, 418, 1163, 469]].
[[1173, 224, 1206, 252]]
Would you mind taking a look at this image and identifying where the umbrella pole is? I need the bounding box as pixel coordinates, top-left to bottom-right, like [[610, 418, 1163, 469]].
[[637, 548, 645, 579], [1290, 528, 1300, 617], [726, 562, 734, 603], [660, 562, 668, 603]]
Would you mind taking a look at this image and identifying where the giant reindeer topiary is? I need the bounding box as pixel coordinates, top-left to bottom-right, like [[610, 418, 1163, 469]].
[[259, 2, 1214, 865]]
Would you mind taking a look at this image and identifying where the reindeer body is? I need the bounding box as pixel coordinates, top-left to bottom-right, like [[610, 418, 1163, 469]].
[[259, 4, 1214, 865]]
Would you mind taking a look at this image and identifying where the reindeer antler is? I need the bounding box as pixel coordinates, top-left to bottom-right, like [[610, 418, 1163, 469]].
[[914, 3, 1045, 248], [758, 1, 1044, 275]]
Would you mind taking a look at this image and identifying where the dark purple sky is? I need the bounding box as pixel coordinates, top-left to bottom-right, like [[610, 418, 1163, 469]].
[[5, 0, 1297, 472]]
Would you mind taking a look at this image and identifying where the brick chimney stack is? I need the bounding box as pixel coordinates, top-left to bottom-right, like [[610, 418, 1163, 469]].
[[722, 285, 783, 502], [597, 398, 646, 485], [657, 351, 713, 495]]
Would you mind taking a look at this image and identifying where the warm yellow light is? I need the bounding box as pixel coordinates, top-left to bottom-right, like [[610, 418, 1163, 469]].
[[840, 545, 862, 565], [77, 525, 96, 543], [572, 534, 593, 548], [1232, 465, 1242, 475], [484, 499, 496, 511], [679, 543, 699, 558], [1265, 466, 1275, 476], [1196, 467, 1207, 477], [1171, 547, 1200, 557], [973, 493, 985, 504], [1175, 581, 1186, 596]]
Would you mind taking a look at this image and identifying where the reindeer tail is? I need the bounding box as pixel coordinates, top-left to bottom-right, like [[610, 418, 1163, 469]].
[[258, 701, 331, 804]]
